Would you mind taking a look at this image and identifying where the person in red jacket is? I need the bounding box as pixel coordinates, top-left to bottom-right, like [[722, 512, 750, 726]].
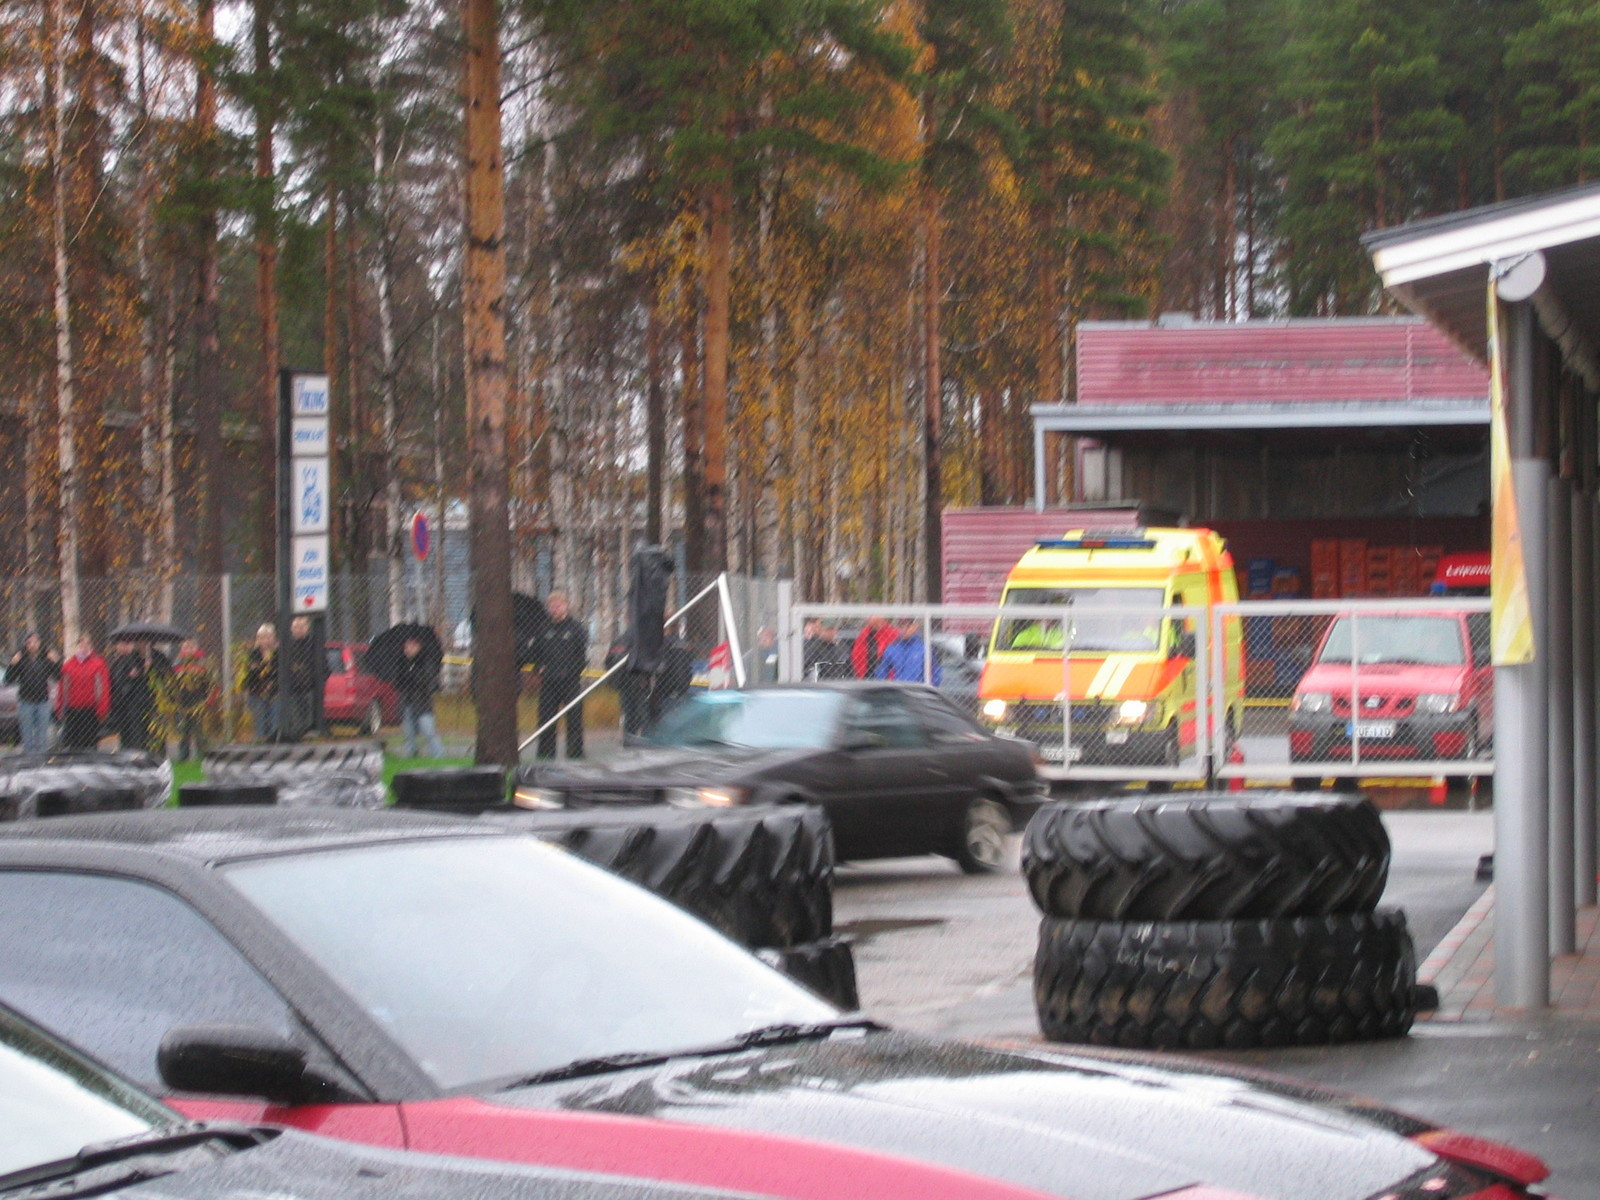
[[850, 617, 898, 679], [56, 635, 111, 750]]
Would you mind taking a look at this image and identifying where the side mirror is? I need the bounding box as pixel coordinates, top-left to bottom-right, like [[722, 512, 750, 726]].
[[158, 1024, 323, 1106], [1173, 631, 1197, 659]]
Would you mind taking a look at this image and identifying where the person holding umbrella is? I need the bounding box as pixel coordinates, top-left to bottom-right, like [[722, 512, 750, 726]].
[[393, 634, 445, 758]]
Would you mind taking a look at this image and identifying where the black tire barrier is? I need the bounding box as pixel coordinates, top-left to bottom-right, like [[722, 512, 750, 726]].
[[0, 751, 173, 813], [178, 782, 279, 807], [204, 741, 384, 787], [490, 804, 835, 950], [1033, 909, 1418, 1050], [392, 767, 507, 812], [32, 787, 146, 817], [275, 774, 389, 810], [1022, 791, 1389, 921], [758, 937, 859, 1010]]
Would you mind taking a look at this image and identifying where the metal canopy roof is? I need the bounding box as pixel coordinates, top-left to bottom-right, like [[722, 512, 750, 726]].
[[1364, 180, 1600, 365], [1029, 399, 1487, 434]]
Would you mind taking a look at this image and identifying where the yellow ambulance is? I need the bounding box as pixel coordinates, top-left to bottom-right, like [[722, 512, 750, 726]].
[[977, 527, 1244, 773]]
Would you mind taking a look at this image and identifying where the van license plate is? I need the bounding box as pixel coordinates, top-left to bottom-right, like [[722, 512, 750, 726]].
[[1347, 721, 1396, 739], [1040, 745, 1082, 763], [1104, 730, 1129, 745]]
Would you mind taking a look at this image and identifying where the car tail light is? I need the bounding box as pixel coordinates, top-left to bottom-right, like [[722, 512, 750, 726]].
[[1415, 1129, 1549, 1186]]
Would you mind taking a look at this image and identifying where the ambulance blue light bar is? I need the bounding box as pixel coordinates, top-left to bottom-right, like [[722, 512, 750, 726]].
[[1037, 531, 1156, 550]]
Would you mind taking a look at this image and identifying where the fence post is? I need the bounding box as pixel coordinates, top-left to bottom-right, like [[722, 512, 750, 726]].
[[776, 580, 795, 682], [220, 573, 233, 740]]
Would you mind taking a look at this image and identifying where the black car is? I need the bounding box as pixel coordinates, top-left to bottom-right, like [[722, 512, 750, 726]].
[[517, 683, 1044, 873], [0, 992, 754, 1200], [0, 808, 1555, 1200]]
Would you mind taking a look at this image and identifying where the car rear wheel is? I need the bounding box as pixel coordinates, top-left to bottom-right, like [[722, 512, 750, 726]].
[[363, 700, 384, 736], [955, 797, 1010, 874]]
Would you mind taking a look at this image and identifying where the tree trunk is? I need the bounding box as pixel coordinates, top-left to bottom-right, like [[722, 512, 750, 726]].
[[463, 0, 517, 765], [645, 291, 665, 545], [542, 139, 570, 588], [193, 0, 224, 577], [255, 0, 279, 573], [48, 0, 82, 645], [920, 186, 943, 602], [702, 177, 732, 577], [375, 131, 404, 622]]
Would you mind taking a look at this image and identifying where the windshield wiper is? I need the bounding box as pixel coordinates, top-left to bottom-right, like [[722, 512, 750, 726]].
[[0, 1124, 270, 1196], [492, 1019, 882, 1091]]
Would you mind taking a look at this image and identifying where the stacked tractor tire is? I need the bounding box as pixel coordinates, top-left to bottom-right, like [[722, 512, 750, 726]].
[[0, 750, 173, 819], [1023, 791, 1419, 1049]]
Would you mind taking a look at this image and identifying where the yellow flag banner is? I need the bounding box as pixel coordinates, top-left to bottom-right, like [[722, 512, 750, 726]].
[[1488, 279, 1535, 665]]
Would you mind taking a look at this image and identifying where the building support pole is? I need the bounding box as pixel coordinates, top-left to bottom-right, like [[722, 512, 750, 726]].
[[1033, 427, 1048, 513], [1549, 473, 1576, 955], [1573, 487, 1597, 909], [1496, 300, 1551, 1011]]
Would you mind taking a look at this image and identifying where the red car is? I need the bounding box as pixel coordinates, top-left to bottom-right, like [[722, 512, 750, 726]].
[[323, 642, 399, 734], [1289, 610, 1493, 764]]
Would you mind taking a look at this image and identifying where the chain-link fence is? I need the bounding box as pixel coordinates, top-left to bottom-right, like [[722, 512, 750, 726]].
[[0, 568, 788, 762], [785, 598, 1493, 784]]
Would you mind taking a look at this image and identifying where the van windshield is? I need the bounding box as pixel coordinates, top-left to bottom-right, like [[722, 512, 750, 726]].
[[994, 587, 1166, 653], [1316, 616, 1466, 666]]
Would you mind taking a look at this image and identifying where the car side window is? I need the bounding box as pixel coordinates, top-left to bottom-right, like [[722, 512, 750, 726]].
[[0, 872, 301, 1091], [1466, 613, 1491, 667], [907, 691, 985, 742], [844, 691, 928, 749]]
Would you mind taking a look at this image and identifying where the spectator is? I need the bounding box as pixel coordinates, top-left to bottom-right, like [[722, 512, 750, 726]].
[[874, 619, 942, 685], [7, 634, 59, 754], [532, 590, 588, 759], [109, 639, 158, 753], [393, 635, 445, 758], [851, 616, 897, 678], [169, 639, 217, 760], [242, 624, 278, 741], [802, 621, 851, 680], [283, 616, 318, 740], [752, 626, 779, 683], [605, 628, 652, 745], [651, 627, 696, 725], [56, 635, 110, 750]]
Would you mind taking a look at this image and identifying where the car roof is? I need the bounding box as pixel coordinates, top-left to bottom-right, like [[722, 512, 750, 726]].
[[0, 806, 497, 865]]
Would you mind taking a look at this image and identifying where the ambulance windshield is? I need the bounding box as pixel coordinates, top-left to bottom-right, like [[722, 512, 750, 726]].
[[995, 587, 1166, 653]]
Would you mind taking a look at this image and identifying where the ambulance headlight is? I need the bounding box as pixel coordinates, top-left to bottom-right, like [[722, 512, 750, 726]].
[[1116, 699, 1149, 725], [982, 699, 1008, 721]]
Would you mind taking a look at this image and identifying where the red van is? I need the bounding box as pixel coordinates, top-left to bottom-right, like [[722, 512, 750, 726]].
[[1289, 610, 1492, 763]]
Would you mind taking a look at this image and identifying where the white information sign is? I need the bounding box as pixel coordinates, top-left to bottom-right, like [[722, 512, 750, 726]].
[[292, 417, 329, 457], [292, 458, 330, 535], [292, 374, 330, 417], [292, 534, 329, 612]]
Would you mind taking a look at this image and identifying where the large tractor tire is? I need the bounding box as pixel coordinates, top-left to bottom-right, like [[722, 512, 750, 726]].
[[1033, 909, 1417, 1050], [203, 741, 384, 787], [493, 804, 835, 950], [1022, 791, 1389, 921], [0, 751, 173, 814], [392, 767, 507, 812], [758, 937, 859, 1010]]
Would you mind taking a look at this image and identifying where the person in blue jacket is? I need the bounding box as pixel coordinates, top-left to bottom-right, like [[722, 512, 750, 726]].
[[873, 619, 942, 685]]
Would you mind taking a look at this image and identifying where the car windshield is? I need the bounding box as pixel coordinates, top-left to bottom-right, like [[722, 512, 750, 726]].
[[0, 1006, 169, 1177], [647, 690, 845, 749], [1316, 616, 1465, 666], [994, 587, 1166, 653], [224, 836, 834, 1091]]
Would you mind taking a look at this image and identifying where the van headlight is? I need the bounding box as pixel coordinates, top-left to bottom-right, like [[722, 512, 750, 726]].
[[1115, 699, 1149, 725], [1293, 692, 1332, 714], [1416, 693, 1460, 714], [982, 699, 1008, 721]]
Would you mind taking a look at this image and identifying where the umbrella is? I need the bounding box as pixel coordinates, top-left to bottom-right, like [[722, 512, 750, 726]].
[[107, 620, 188, 644], [366, 622, 443, 684]]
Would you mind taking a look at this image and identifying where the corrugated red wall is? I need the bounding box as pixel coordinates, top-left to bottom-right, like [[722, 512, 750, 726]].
[[941, 507, 1151, 605], [1076, 319, 1487, 406]]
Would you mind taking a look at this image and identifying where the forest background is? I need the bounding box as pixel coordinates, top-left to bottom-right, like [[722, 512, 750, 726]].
[[2, 0, 1594, 636]]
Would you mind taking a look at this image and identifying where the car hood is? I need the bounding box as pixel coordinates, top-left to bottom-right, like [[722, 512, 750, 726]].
[[1297, 662, 1468, 696], [522, 746, 818, 790], [105, 1126, 757, 1199], [494, 1032, 1467, 1200]]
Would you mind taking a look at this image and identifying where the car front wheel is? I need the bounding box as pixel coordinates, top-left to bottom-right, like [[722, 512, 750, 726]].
[[955, 797, 1010, 874], [363, 700, 384, 736]]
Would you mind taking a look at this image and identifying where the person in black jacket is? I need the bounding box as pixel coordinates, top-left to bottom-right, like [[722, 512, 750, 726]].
[[283, 616, 318, 740], [108, 640, 158, 753], [532, 591, 588, 759], [393, 636, 445, 758], [6, 634, 60, 753]]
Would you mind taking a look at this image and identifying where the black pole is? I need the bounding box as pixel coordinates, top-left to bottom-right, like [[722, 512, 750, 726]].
[[276, 367, 293, 740]]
